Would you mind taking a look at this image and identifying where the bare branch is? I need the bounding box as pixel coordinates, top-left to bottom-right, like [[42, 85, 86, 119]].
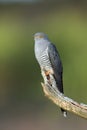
[[41, 69, 87, 119]]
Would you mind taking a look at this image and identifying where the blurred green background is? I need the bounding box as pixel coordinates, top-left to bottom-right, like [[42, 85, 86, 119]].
[[0, 1, 87, 130]]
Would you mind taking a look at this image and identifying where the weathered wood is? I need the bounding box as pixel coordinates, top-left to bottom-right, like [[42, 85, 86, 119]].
[[41, 69, 87, 119]]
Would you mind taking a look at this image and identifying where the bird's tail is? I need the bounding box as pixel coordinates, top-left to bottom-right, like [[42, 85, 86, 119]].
[[61, 108, 67, 117]]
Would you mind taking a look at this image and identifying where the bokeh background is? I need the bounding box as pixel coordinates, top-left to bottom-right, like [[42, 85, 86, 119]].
[[0, 0, 87, 130]]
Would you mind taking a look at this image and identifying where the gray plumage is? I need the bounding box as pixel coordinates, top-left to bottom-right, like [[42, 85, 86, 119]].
[[34, 32, 67, 117]]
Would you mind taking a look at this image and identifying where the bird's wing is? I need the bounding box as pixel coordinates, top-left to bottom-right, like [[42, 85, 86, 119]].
[[48, 43, 63, 93]]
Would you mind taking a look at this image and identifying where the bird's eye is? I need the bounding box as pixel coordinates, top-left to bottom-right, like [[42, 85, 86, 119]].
[[39, 35, 44, 38], [35, 35, 44, 38]]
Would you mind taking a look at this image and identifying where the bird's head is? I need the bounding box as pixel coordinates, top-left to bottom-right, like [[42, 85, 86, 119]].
[[34, 32, 49, 41]]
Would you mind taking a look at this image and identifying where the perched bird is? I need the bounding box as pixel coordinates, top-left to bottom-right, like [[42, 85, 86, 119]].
[[34, 32, 67, 117]]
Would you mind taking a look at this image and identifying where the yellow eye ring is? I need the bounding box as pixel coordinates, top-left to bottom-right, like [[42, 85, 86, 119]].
[[35, 35, 44, 38]]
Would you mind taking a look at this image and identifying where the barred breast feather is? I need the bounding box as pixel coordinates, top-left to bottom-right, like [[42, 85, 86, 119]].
[[36, 47, 52, 70]]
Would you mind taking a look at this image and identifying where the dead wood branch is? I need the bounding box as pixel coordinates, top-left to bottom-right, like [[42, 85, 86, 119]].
[[41, 69, 87, 119]]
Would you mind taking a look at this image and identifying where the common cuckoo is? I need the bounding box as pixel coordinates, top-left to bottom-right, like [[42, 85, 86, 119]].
[[34, 32, 67, 117]]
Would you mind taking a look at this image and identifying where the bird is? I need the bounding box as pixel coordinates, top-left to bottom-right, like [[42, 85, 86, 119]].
[[34, 32, 67, 117]]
